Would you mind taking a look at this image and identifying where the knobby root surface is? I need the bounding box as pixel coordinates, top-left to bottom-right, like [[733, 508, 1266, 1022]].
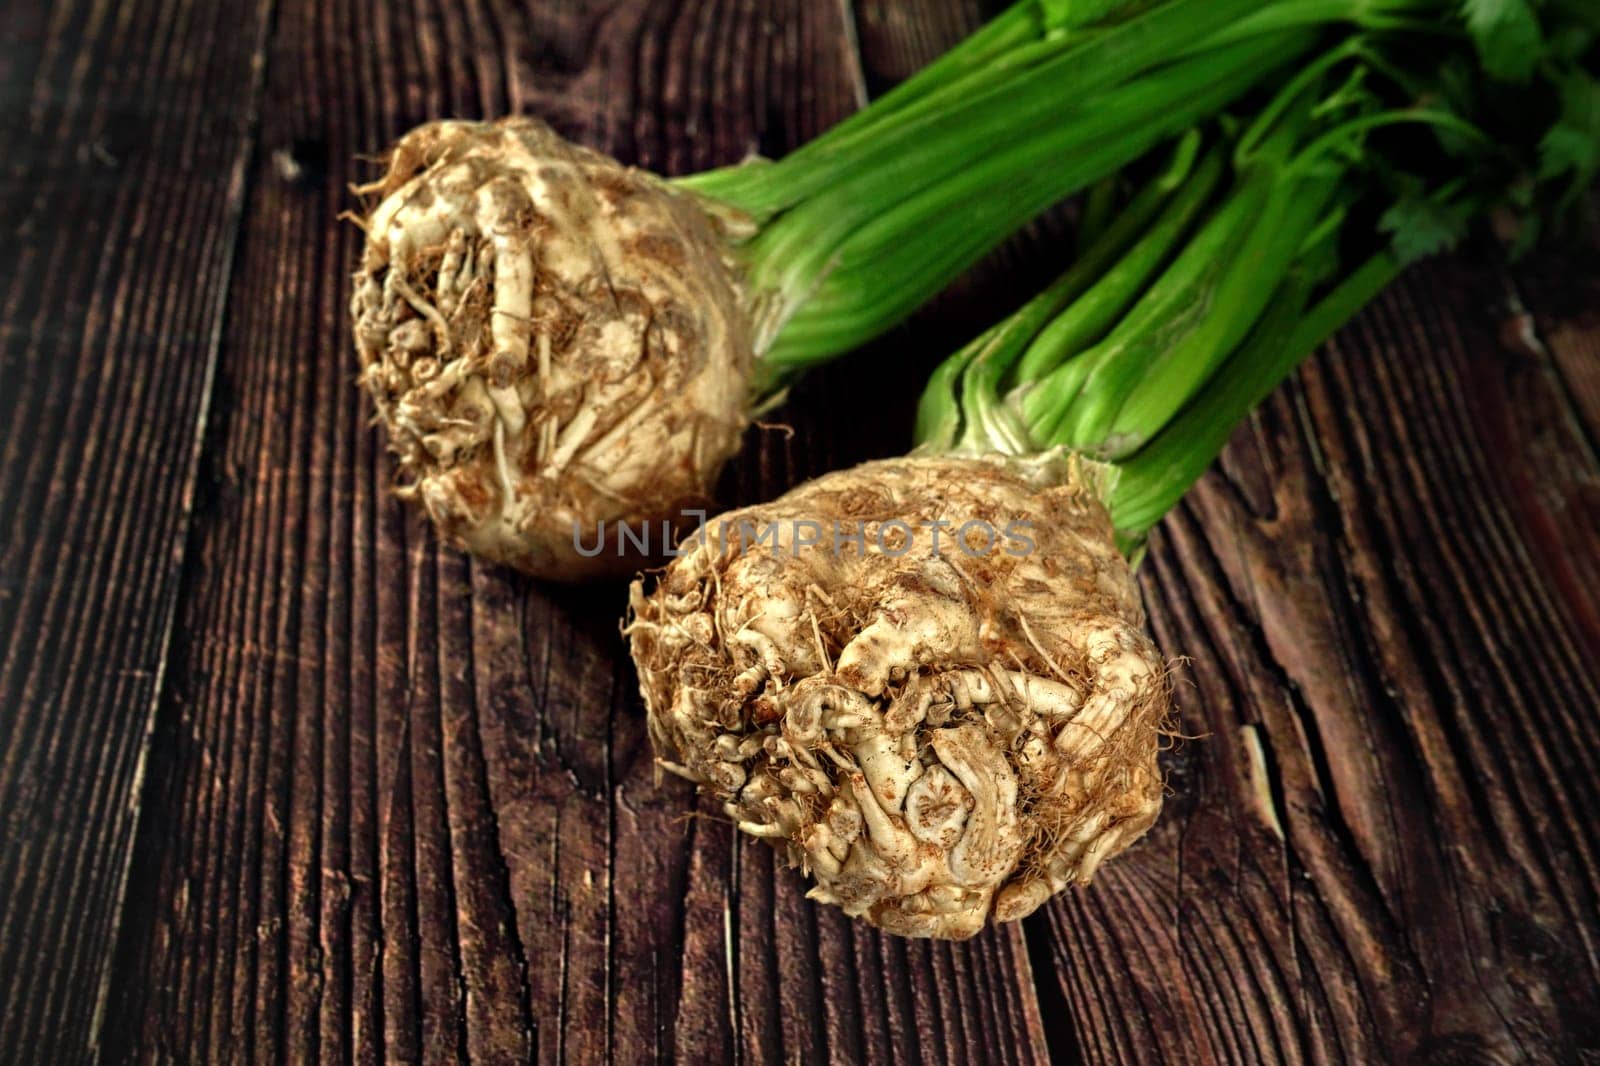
[[628, 453, 1169, 938], [352, 117, 756, 579]]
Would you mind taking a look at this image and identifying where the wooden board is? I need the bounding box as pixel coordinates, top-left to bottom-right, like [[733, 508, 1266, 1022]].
[[0, 0, 272, 1060], [0, 0, 1594, 1062]]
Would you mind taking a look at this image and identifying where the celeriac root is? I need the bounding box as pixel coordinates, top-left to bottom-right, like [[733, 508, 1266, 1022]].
[[627, 453, 1168, 938], [352, 118, 756, 579]]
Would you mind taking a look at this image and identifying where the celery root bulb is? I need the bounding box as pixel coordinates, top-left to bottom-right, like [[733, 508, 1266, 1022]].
[[627, 454, 1168, 938], [352, 118, 756, 580]]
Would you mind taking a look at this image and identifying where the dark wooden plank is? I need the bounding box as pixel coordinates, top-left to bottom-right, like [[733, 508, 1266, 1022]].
[[0, 0, 272, 1061], [102, 1, 1048, 1061], [1494, 241, 1600, 638], [1505, 216, 1600, 446], [1024, 253, 1600, 1064]]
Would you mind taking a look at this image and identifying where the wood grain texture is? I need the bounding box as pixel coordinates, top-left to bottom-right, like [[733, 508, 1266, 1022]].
[[0, 0, 1592, 1062], [1027, 249, 1600, 1064], [0, 0, 271, 1061]]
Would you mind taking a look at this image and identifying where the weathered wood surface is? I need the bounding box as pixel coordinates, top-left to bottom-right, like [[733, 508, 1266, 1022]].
[[0, 0, 1595, 1062], [0, 0, 272, 1061]]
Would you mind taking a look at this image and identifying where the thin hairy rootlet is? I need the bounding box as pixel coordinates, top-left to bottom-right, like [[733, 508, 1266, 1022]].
[[627, 454, 1169, 938], [351, 118, 756, 579]]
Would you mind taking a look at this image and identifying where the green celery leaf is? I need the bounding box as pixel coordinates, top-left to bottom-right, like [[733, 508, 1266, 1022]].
[[1538, 69, 1600, 201], [1461, 0, 1544, 82], [1430, 53, 1484, 157], [1380, 192, 1474, 262]]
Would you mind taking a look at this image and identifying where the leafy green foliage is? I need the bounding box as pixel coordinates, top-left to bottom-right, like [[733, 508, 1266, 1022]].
[[1461, 0, 1544, 81], [1379, 4, 1598, 256], [1539, 68, 1600, 212], [1380, 191, 1474, 262]]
